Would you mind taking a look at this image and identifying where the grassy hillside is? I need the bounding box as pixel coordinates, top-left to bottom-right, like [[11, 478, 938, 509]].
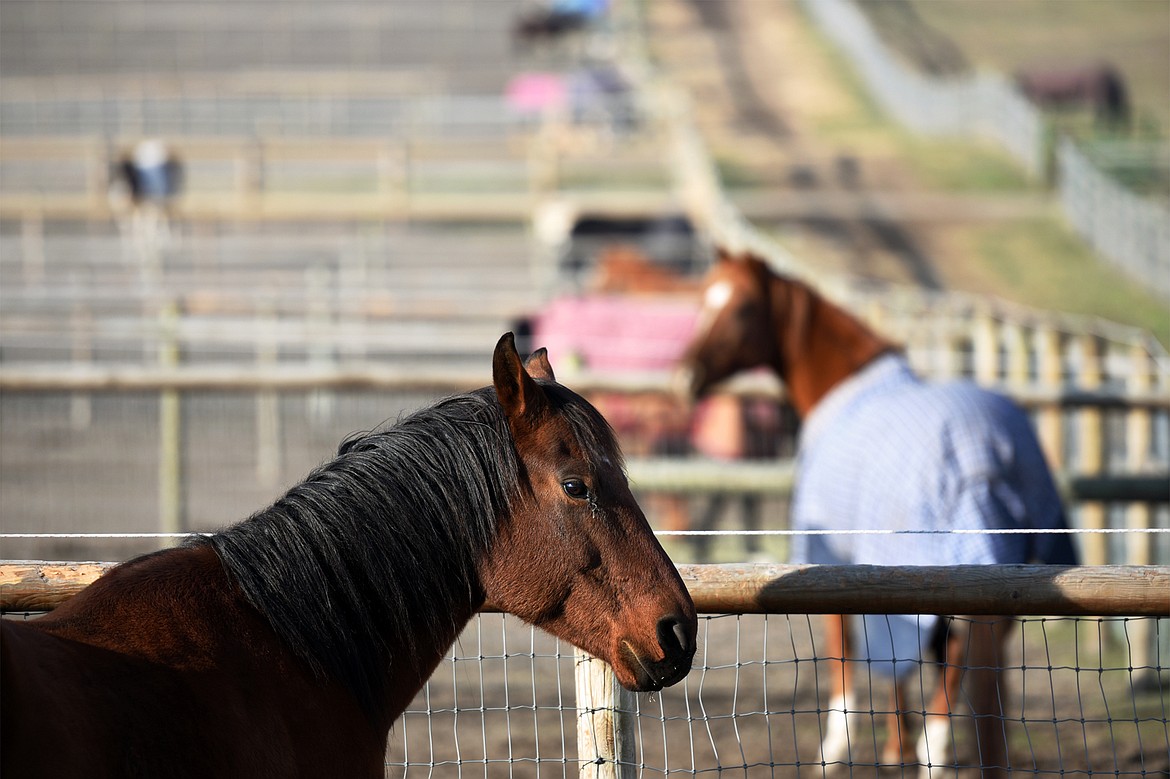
[[794, 1, 1169, 343], [905, 0, 1170, 134]]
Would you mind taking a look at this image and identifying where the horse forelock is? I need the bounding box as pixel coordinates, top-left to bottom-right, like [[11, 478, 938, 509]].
[[197, 387, 521, 718]]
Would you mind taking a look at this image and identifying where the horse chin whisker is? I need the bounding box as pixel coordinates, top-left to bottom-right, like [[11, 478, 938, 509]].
[[619, 639, 664, 691]]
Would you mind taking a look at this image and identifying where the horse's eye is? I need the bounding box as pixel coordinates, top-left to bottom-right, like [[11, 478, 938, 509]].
[[562, 479, 589, 500]]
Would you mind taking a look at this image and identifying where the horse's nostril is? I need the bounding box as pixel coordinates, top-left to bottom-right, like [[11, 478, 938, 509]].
[[657, 615, 694, 657]]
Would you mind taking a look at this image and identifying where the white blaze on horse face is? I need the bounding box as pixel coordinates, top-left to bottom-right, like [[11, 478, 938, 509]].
[[693, 280, 734, 341]]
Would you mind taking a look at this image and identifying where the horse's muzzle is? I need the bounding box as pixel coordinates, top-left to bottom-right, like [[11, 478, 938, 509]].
[[620, 614, 696, 691]]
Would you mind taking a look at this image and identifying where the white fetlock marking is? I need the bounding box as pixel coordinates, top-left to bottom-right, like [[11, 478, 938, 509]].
[[820, 693, 853, 765], [917, 717, 954, 779]]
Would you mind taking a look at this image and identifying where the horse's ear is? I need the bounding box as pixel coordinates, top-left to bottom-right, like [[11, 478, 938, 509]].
[[524, 347, 556, 382], [493, 332, 548, 421], [716, 247, 738, 264]]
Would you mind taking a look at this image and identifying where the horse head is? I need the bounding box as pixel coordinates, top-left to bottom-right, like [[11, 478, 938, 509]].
[[481, 333, 696, 692], [677, 250, 786, 399], [677, 251, 894, 415]]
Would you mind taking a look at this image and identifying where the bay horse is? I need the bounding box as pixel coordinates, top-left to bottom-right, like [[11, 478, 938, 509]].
[[1014, 62, 1131, 128], [1, 333, 697, 778], [678, 252, 1076, 778]]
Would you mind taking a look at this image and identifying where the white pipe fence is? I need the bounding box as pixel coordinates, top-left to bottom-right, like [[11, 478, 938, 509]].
[[798, 0, 1045, 177], [1058, 138, 1170, 300]]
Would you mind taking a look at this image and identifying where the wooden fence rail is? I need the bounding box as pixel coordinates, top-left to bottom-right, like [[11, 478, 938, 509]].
[[3, 363, 1168, 406], [3, 561, 1167, 617], [1, 367, 1165, 562], [0, 128, 671, 223], [7, 559, 1165, 779]]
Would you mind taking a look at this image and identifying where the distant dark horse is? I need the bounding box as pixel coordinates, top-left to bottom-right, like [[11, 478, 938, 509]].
[[1014, 62, 1131, 127], [679, 252, 1076, 778], [2, 334, 696, 777]]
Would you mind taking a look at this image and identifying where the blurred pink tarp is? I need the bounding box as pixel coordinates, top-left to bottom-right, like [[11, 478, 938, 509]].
[[533, 295, 698, 372], [506, 73, 568, 113]]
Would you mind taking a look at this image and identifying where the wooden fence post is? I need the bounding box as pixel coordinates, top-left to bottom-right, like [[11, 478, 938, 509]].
[[1034, 324, 1065, 471], [255, 305, 282, 488], [973, 309, 1000, 385], [1003, 321, 1030, 391], [158, 301, 184, 542], [1076, 334, 1107, 567], [1125, 344, 1154, 562], [1125, 343, 1155, 677], [937, 317, 963, 381], [575, 651, 635, 779]]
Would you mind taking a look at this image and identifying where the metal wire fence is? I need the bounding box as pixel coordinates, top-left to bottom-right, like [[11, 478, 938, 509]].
[[4, 568, 1167, 778], [386, 611, 1169, 778]]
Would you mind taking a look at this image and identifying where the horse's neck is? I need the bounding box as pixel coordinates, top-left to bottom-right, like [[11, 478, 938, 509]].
[[769, 277, 894, 417]]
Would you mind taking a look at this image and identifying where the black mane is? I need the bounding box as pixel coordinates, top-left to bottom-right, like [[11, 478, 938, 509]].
[[191, 382, 622, 716], [193, 388, 517, 714]]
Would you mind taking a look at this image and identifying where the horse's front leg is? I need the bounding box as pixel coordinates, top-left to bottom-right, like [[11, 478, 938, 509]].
[[819, 614, 855, 765], [880, 678, 920, 766], [962, 618, 1011, 779], [883, 619, 944, 767], [916, 617, 1011, 779]]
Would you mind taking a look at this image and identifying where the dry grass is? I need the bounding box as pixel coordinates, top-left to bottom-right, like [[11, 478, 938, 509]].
[[906, 0, 1170, 133]]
